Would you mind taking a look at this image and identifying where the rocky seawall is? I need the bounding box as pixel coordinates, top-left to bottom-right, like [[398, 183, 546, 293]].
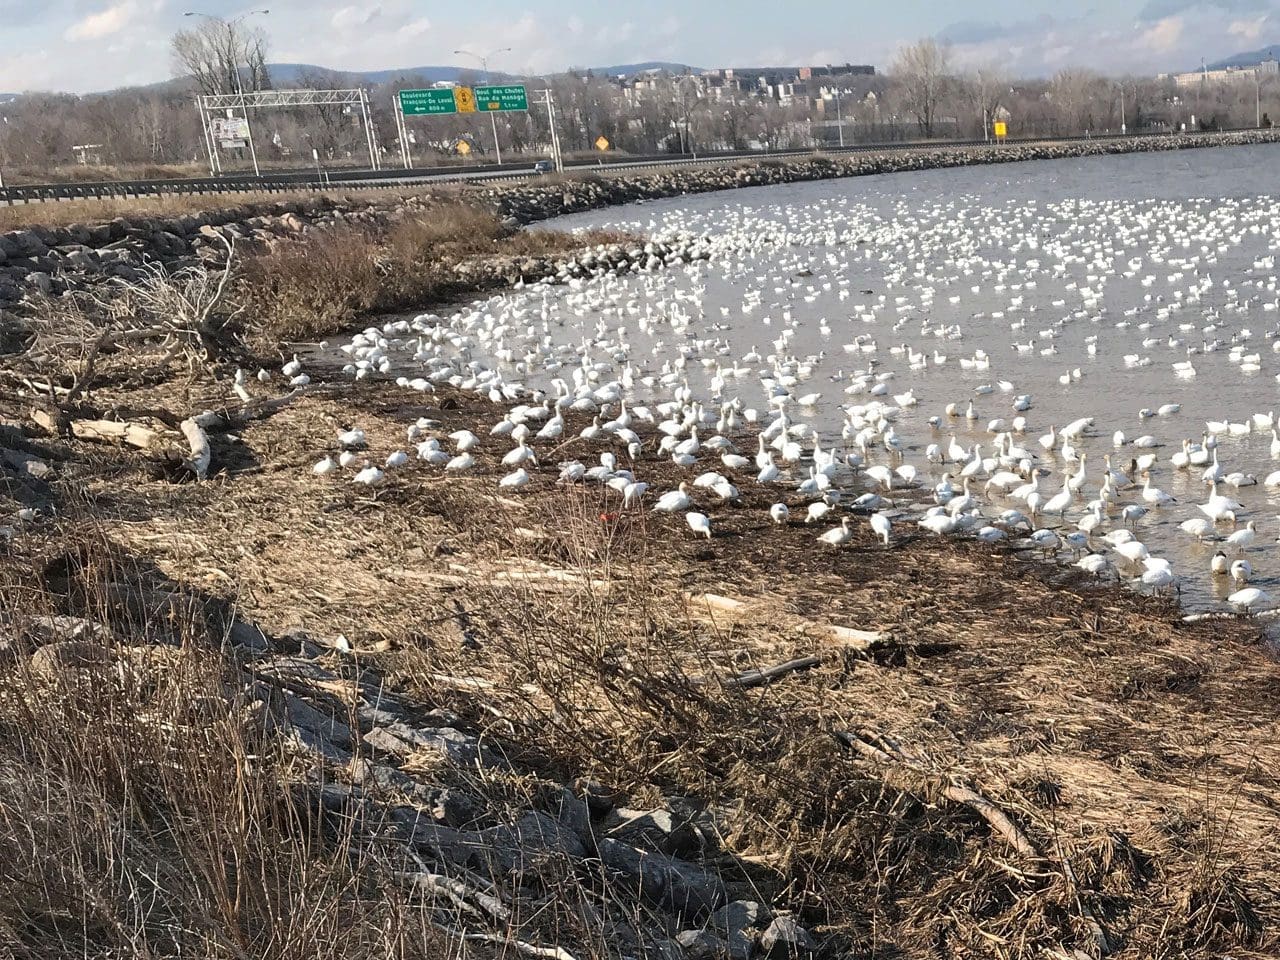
[[2, 129, 1278, 311]]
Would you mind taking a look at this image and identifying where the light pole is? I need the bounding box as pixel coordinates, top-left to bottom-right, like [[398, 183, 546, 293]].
[[185, 9, 268, 176], [835, 87, 844, 147], [533, 89, 563, 171], [454, 47, 512, 164], [677, 76, 701, 155]]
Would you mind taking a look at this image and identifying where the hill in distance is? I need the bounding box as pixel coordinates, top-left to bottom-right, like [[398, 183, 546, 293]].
[[265, 61, 701, 86], [1205, 45, 1280, 70], [581, 62, 703, 76]]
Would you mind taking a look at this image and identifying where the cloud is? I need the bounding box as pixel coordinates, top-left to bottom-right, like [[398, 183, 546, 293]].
[[1228, 13, 1270, 39], [331, 5, 380, 30], [64, 0, 137, 41], [1137, 14, 1186, 51], [1137, 0, 1270, 21], [398, 17, 430, 38]]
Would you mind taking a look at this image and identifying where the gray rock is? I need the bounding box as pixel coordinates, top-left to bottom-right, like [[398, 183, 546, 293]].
[[599, 838, 725, 917], [227, 618, 271, 655], [759, 917, 815, 957], [396, 723, 484, 764], [28, 640, 117, 679], [278, 690, 352, 747], [546, 787, 593, 842], [389, 807, 481, 868], [606, 807, 702, 858], [8, 230, 47, 257], [675, 930, 728, 959], [481, 809, 588, 875], [576, 778, 619, 816], [287, 722, 353, 764], [711, 901, 766, 960], [432, 787, 483, 827], [347, 758, 430, 799]]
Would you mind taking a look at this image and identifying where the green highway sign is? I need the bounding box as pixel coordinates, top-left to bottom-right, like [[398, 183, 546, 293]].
[[399, 88, 461, 115], [473, 85, 529, 112], [399, 85, 527, 116]]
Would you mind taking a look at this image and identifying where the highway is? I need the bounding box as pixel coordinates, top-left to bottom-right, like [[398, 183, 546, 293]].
[[0, 130, 1238, 206]]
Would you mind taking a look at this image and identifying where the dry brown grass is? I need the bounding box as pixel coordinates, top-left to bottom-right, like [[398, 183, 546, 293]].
[[7, 356, 1276, 958], [0, 536, 456, 960], [236, 225, 385, 344], [236, 204, 633, 346]]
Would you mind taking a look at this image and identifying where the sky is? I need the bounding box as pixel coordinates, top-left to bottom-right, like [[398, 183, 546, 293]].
[[2, 0, 1280, 94]]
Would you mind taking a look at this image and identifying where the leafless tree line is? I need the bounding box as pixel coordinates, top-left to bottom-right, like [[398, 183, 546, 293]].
[[0, 32, 1276, 180]]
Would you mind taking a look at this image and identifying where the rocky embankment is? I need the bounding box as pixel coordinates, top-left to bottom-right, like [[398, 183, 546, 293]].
[[1, 129, 1278, 311]]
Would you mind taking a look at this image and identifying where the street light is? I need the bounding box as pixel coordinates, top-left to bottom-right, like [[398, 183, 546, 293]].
[[454, 47, 513, 165], [676, 75, 701, 155], [824, 65, 845, 149], [185, 9, 269, 176]]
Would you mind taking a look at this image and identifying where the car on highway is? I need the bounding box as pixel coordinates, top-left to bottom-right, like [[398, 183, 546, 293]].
[[533, 159, 555, 175]]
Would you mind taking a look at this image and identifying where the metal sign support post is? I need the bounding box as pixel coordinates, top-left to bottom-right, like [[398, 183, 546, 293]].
[[357, 88, 379, 170], [197, 100, 218, 175], [238, 106, 261, 177], [535, 90, 563, 172], [490, 111, 502, 165], [395, 95, 411, 169]]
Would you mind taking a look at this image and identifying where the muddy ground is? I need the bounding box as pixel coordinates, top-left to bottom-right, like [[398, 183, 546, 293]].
[[3, 350, 1278, 957]]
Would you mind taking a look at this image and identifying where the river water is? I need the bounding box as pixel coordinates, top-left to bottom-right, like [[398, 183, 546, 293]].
[[389, 143, 1280, 611]]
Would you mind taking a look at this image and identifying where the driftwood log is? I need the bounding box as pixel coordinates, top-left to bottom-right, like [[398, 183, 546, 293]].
[[833, 729, 1041, 859], [833, 729, 1111, 955]]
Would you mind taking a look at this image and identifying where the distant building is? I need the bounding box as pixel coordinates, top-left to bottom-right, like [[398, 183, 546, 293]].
[[798, 65, 875, 80], [1170, 62, 1273, 87], [613, 62, 878, 110], [705, 64, 875, 98]]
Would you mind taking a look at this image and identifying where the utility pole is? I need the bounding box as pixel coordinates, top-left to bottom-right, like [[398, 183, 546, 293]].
[[1120, 83, 1126, 135], [835, 88, 844, 147], [455, 47, 512, 164], [535, 90, 563, 172]]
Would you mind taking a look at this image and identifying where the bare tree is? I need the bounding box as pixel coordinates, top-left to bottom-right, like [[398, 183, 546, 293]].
[[1048, 69, 1110, 135], [961, 63, 1008, 139], [295, 68, 363, 160], [893, 39, 950, 138], [171, 19, 271, 96]]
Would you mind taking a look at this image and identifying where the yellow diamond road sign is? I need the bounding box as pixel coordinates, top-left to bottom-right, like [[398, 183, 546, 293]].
[[453, 87, 477, 113], [456, 140, 471, 155], [595, 136, 610, 151]]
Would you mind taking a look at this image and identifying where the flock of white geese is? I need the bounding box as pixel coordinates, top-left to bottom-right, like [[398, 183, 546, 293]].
[[305, 165, 1280, 614]]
